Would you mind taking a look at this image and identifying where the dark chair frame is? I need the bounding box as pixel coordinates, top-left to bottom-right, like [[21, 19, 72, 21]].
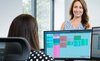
[[0, 37, 31, 61]]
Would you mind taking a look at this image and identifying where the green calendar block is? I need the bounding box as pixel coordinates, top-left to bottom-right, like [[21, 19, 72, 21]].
[[74, 35, 81, 40]]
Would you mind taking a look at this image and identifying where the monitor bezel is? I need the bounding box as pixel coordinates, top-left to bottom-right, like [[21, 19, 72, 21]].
[[44, 30, 92, 60], [92, 27, 100, 59]]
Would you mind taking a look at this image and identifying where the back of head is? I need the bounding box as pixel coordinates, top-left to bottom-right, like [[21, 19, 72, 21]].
[[8, 14, 39, 50]]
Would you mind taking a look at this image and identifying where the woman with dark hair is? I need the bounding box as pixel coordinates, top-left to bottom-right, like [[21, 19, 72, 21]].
[[8, 14, 54, 61], [61, 0, 91, 30]]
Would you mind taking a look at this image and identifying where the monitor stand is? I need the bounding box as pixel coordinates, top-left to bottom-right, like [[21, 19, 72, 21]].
[[64, 59, 74, 61]]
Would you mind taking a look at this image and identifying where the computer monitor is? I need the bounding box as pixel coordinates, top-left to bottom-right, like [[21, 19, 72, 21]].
[[0, 43, 5, 53], [44, 30, 92, 60], [92, 27, 100, 59], [0, 42, 5, 60]]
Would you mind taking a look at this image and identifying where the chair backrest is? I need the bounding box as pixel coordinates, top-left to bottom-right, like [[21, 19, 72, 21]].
[[0, 37, 31, 61]]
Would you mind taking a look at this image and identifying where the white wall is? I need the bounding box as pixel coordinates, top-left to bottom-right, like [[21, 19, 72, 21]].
[[54, 0, 66, 30], [0, 0, 23, 37], [65, 0, 100, 28], [86, 0, 100, 27]]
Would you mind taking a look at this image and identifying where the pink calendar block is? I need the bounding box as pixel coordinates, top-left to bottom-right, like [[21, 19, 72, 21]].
[[53, 45, 60, 57]]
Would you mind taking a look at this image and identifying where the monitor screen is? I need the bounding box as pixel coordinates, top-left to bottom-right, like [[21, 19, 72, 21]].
[[44, 30, 92, 59], [0, 43, 5, 53], [0, 42, 5, 59], [92, 27, 100, 58]]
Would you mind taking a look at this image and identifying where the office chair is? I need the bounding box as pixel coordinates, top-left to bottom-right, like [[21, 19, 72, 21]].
[[0, 37, 31, 61]]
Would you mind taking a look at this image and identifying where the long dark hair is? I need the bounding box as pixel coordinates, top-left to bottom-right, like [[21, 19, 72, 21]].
[[8, 14, 39, 50], [70, 0, 90, 29]]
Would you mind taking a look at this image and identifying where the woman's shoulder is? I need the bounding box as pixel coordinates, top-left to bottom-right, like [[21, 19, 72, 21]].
[[65, 20, 70, 23], [61, 20, 71, 30], [64, 20, 72, 27], [64, 20, 71, 26], [27, 50, 54, 61]]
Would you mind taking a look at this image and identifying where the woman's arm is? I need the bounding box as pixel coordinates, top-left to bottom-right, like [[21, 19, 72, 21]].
[[61, 21, 65, 30]]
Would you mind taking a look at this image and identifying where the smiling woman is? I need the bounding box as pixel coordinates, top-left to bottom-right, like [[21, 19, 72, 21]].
[[61, 0, 90, 30], [72, 1, 83, 19]]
